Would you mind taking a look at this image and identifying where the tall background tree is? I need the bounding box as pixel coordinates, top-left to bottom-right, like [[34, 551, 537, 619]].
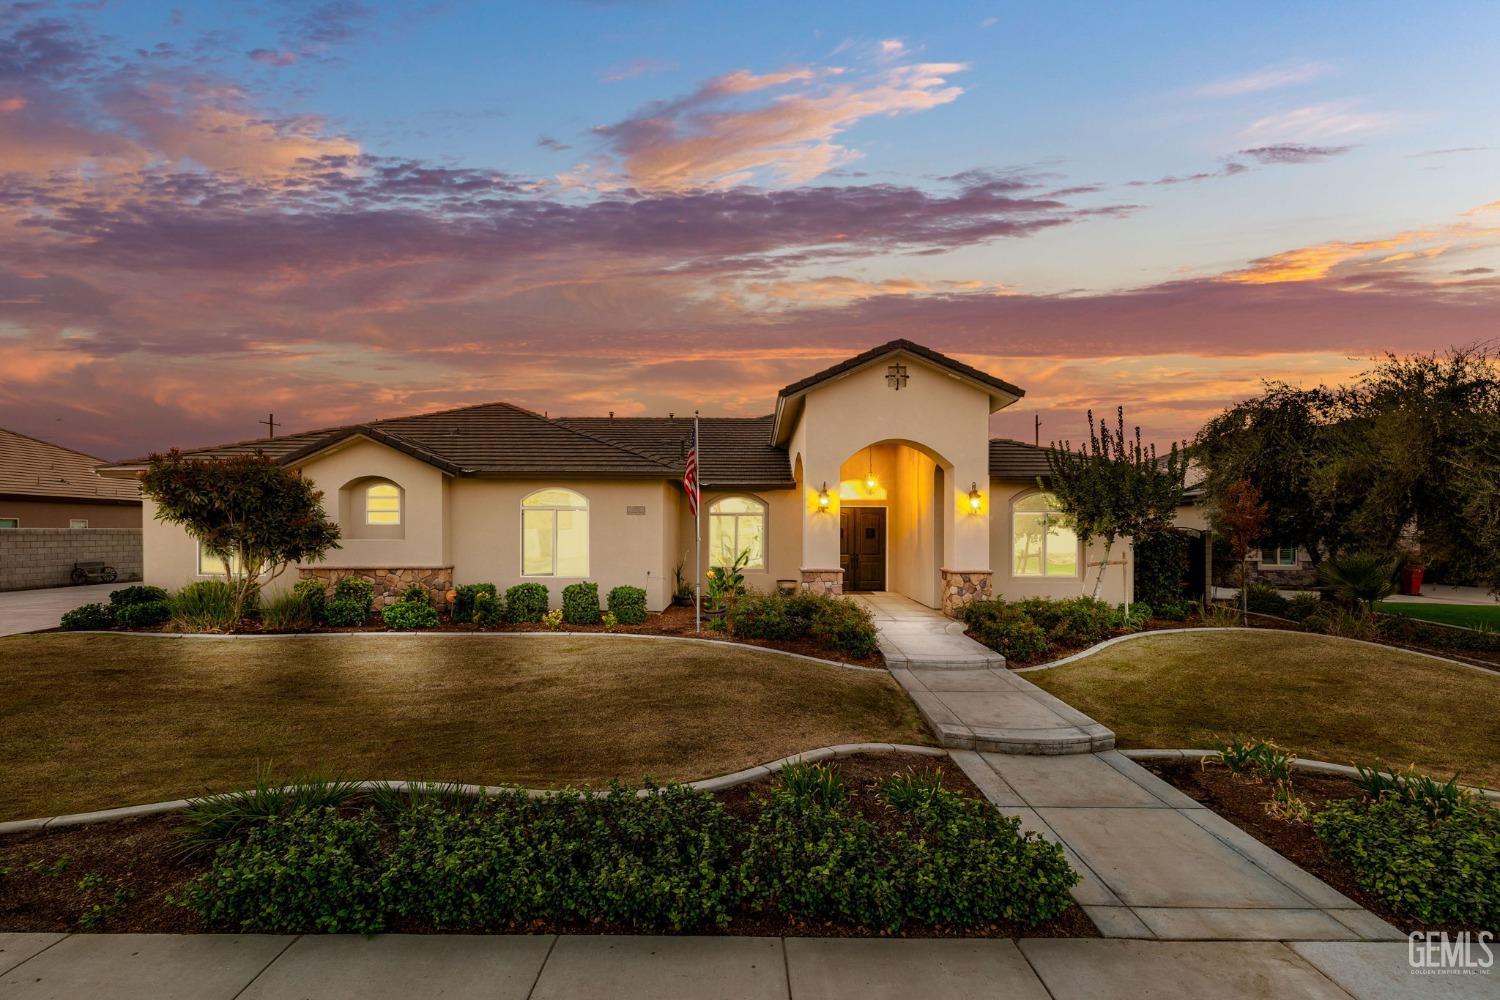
[[141, 452, 342, 625], [1212, 479, 1268, 624], [1046, 407, 1189, 602]]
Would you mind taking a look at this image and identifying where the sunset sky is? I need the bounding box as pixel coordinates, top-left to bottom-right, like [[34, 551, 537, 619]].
[[3, 1, 1498, 459]]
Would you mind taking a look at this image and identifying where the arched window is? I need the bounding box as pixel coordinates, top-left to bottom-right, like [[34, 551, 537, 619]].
[[522, 488, 589, 577], [365, 482, 402, 525], [1012, 492, 1079, 578], [709, 495, 767, 569]]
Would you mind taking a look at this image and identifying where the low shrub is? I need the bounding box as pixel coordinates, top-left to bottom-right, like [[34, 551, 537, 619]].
[[1246, 583, 1290, 616], [1284, 591, 1322, 622], [1313, 796, 1499, 927], [471, 590, 504, 627], [1017, 596, 1117, 647], [324, 598, 369, 627], [60, 602, 114, 631], [561, 581, 600, 625], [108, 585, 169, 607], [116, 599, 172, 629], [541, 608, 564, 630], [967, 603, 1049, 663], [169, 580, 240, 631], [452, 583, 498, 624], [1154, 598, 1196, 621], [607, 585, 648, 625], [505, 582, 549, 623], [182, 807, 386, 934], [1379, 614, 1500, 654], [600, 611, 619, 629], [383, 599, 440, 630], [333, 577, 375, 616], [176, 771, 361, 856], [292, 579, 327, 623], [1111, 602, 1151, 632], [809, 597, 878, 659], [728, 590, 816, 642]]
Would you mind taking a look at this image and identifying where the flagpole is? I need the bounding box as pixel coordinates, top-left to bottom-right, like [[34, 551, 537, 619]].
[[694, 409, 701, 634]]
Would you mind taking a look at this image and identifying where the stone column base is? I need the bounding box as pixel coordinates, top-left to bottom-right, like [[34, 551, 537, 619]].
[[800, 568, 844, 596], [298, 566, 455, 612], [940, 568, 992, 618]]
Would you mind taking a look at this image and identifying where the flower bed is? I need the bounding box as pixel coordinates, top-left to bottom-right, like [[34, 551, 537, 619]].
[[56, 583, 884, 667], [1145, 755, 1498, 934], [0, 754, 1092, 938]]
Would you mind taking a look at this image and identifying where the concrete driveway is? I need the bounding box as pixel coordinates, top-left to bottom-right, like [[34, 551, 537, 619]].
[[0, 583, 115, 637]]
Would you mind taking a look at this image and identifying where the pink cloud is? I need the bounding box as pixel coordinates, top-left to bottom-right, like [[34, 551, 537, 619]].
[[248, 48, 299, 67]]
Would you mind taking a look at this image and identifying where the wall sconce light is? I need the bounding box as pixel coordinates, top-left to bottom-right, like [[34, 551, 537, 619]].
[[967, 482, 983, 512], [818, 482, 831, 510]]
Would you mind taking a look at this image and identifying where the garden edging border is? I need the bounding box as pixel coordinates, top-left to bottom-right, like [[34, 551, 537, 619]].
[[0, 744, 948, 836], [44, 628, 885, 672], [1119, 748, 1500, 802], [1013, 626, 1499, 677]]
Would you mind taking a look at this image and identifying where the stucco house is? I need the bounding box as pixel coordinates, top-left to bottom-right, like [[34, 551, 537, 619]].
[[100, 341, 1136, 614]]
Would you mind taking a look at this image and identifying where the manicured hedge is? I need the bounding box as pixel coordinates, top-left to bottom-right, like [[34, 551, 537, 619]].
[[471, 591, 504, 627], [108, 585, 169, 607], [1314, 795, 1499, 928], [60, 602, 114, 631], [452, 583, 498, 624], [963, 596, 1151, 663], [726, 590, 878, 659], [561, 582, 600, 625], [326, 577, 375, 627], [505, 583, 549, 623], [181, 772, 1077, 934], [114, 599, 171, 628], [382, 599, 439, 630], [607, 585, 648, 625]]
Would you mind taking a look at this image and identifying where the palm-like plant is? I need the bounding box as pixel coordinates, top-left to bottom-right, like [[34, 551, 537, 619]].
[[1317, 552, 1398, 611]]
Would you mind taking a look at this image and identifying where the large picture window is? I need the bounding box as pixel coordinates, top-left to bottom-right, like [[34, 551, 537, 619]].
[[1012, 492, 1079, 578], [708, 496, 766, 569], [522, 488, 589, 577]]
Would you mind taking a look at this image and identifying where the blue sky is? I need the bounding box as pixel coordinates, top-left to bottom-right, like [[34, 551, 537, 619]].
[[3, 0, 1498, 455]]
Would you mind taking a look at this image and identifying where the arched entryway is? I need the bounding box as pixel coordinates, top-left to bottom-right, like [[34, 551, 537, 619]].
[[834, 440, 951, 608]]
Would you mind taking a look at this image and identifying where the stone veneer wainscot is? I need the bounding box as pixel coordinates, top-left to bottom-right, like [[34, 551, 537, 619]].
[[939, 568, 992, 617], [800, 568, 844, 596], [298, 566, 454, 611]]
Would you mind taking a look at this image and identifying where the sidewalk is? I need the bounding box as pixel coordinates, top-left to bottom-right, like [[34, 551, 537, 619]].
[[0, 932, 1480, 999]]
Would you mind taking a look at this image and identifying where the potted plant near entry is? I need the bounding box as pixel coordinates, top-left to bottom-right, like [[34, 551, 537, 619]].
[[671, 560, 695, 607], [704, 548, 750, 623]]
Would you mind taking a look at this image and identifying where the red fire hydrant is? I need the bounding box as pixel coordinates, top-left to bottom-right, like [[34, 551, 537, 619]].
[[1399, 564, 1424, 596]]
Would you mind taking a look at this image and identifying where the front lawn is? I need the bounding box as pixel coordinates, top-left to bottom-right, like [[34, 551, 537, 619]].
[[1376, 600, 1500, 630], [0, 634, 928, 821], [1028, 631, 1500, 789]]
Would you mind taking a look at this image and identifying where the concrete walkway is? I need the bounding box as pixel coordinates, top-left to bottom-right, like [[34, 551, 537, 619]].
[[1384, 584, 1499, 607], [0, 583, 113, 637], [0, 933, 1481, 998], [949, 750, 1405, 943], [851, 592, 1113, 754]]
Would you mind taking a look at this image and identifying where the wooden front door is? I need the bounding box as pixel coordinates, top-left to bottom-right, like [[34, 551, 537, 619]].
[[840, 507, 887, 592]]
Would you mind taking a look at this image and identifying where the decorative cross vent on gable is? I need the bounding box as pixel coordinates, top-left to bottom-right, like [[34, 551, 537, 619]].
[[885, 363, 909, 390]]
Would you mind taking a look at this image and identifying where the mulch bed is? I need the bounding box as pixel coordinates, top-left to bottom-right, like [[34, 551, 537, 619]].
[[1144, 759, 1476, 936], [42, 602, 885, 669], [0, 753, 1096, 939]]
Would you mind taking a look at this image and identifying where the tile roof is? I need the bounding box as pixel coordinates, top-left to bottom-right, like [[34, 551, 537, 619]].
[[557, 415, 794, 487], [778, 339, 1025, 400], [989, 438, 1056, 481], [0, 427, 141, 503]]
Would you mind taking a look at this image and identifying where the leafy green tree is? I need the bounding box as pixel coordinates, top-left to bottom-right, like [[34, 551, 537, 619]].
[[1046, 408, 1189, 601], [141, 452, 341, 626], [1212, 478, 1268, 625]]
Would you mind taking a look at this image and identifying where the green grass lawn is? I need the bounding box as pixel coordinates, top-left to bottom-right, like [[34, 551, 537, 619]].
[[0, 634, 929, 821], [1029, 631, 1500, 789], [1376, 601, 1500, 630]]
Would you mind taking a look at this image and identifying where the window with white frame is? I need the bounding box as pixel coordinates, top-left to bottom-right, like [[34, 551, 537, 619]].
[[1260, 545, 1299, 566], [70, 518, 88, 528], [1012, 492, 1080, 578], [709, 496, 767, 569], [522, 488, 589, 577], [365, 482, 401, 525], [197, 541, 239, 577]]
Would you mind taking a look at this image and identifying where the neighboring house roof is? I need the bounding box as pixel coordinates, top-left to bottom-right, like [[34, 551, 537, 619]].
[[0, 427, 141, 504]]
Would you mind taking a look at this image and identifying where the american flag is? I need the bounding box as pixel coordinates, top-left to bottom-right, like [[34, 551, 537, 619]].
[[683, 420, 700, 516]]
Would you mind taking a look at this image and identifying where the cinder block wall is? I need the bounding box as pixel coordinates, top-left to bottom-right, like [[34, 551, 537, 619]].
[[0, 528, 143, 591]]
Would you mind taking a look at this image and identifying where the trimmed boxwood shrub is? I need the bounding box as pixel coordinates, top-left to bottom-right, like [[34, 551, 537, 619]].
[[505, 582, 549, 623], [108, 585, 169, 608], [471, 591, 504, 627], [452, 583, 498, 623], [325, 577, 375, 627], [727, 591, 820, 642], [963, 601, 1049, 663], [1313, 796, 1499, 928], [561, 581, 600, 625], [383, 600, 439, 630], [60, 602, 115, 631], [808, 597, 878, 659], [606, 585, 648, 625], [115, 599, 172, 628], [183, 807, 385, 934]]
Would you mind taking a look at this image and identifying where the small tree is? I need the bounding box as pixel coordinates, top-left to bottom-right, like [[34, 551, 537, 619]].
[[141, 451, 341, 627], [1047, 408, 1190, 602], [1212, 478, 1268, 625]]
